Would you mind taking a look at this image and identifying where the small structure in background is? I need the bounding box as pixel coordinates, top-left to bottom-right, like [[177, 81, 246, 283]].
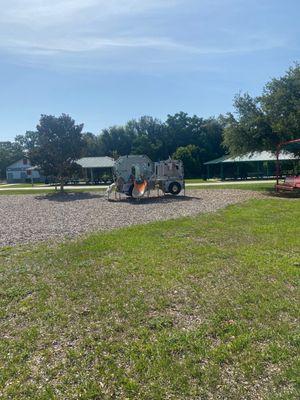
[[76, 157, 115, 184], [204, 151, 299, 180], [108, 155, 184, 200], [6, 158, 44, 183], [275, 139, 300, 192]]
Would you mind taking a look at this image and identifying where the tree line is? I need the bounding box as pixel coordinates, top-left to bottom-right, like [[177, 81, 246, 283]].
[[3, 113, 225, 179], [1, 64, 299, 181], [83, 113, 224, 177]]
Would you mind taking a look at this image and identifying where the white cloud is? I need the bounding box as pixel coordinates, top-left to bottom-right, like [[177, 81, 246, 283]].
[[0, 0, 179, 26], [2, 35, 284, 56], [0, 0, 287, 70]]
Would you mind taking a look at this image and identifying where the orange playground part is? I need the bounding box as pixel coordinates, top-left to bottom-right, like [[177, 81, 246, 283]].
[[132, 180, 148, 198]]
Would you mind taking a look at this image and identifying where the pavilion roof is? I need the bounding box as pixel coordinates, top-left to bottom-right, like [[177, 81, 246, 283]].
[[76, 157, 115, 169], [204, 151, 299, 165]]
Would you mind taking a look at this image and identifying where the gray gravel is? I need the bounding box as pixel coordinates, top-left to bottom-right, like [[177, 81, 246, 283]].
[[0, 190, 262, 247]]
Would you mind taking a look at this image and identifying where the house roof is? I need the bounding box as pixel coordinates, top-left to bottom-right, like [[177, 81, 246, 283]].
[[76, 157, 115, 169], [6, 158, 31, 169], [204, 151, 299, 165]]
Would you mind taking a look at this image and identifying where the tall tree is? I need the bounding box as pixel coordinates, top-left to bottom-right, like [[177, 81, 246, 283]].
[[82, 132, 104, 156], [17, 114, 84, 191], [97, 113, 224, 177], [15, 131, 39, 151], [165, 113, 224, 159], [172, 145, 204, 178], [223, 64, 300, 155], [100, 125, 134, 157], [0, 141, 24, 180], [129, 116, 166, 159]]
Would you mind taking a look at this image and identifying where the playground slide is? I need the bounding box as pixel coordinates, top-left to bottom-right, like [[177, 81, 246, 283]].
[[132, 180, 148, 198]]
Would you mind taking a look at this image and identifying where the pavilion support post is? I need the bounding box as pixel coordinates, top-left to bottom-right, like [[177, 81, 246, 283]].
[[220, 163, 224, 181], [276, 146, 280, 191], [206, 165, 210, 180], [91, 168, 94, 183]]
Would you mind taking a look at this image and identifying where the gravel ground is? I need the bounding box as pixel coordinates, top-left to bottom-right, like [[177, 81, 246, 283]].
[[0, 190, 262, 247]]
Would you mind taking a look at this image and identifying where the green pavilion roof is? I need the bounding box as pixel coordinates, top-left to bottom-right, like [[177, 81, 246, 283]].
[[204, 151, 299, 165]]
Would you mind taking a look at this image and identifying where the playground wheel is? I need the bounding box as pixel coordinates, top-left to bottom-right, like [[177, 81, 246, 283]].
[[168, 182, 182, 195]]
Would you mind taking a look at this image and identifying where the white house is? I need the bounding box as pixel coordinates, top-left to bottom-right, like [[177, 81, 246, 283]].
[[6, 158, 44, 183]]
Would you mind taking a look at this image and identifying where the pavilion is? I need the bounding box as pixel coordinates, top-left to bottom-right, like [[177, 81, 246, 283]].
[[204, 151, 299, 180], [76, 157, 115, 182]]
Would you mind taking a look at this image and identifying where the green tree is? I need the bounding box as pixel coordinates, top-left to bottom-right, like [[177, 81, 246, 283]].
[[165, 113, 223, 161], [82, 132, 104, 156], [172, 145, 203, 178], [15, 131, 39, 151], [223, 64, 300, 155], [0, 141, 24, 180], [18, 114, 84, 191], [96, 113, 224, 177], [129, 116, 166, 159], [100, 125, 134, 157]]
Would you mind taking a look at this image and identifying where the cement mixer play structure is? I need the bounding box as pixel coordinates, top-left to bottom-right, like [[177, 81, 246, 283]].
[[107, 155, 184, 200]]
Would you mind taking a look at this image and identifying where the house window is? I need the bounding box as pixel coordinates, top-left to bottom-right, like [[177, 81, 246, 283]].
[[23, 159, 28, 165]]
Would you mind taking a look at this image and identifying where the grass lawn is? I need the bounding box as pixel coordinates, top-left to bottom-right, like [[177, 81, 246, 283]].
[[190, 182, 276, 191], [185, 178, 207, 183], [0, 198, 299, 399], [3, 183, 46, 188], [194, 183, 299, 199], [0, 182, 277, 196], [190, 183, 300, 198]]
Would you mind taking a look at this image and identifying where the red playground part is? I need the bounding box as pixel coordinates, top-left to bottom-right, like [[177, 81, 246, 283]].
[[276, 175, 300, 191], [275, 138, 300, 192]]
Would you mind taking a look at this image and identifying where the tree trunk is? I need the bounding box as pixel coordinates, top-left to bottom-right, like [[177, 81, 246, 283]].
[[60, 177, 64, 192]]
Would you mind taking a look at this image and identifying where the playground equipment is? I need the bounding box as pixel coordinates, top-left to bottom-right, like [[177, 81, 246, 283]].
[[275, 138, 300, 192], [276, 175, 300, 191], [107, 155, 184, 200]]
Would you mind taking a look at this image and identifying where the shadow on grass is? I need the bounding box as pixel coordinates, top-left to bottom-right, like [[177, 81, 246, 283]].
[[264, 190, 300, 199], [35, 191, 104, 202]]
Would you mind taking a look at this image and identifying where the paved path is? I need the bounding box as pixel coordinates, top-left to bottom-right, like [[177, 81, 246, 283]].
[[0, 180, 275, 192]]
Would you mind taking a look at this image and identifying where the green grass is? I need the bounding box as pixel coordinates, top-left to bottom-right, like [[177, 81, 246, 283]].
[[2, 183, 45, 188], [185, 178, 207, 183], [191, 182, 276, 191], [0, 182, 276, 196], [0, 198, 299, 399]]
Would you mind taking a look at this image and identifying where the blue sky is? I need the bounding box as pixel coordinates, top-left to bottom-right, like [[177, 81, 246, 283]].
[[0, 0, 299, 141]]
